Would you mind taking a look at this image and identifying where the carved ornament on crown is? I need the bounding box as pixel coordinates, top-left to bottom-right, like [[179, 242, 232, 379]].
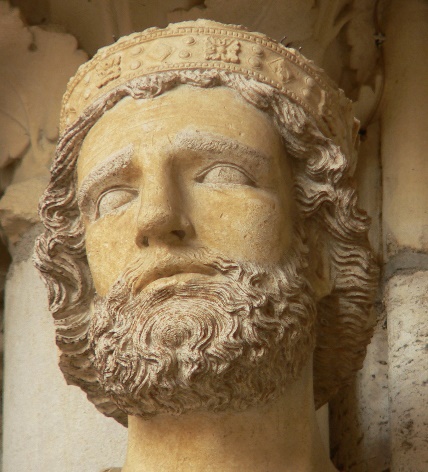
[[269, 58, 295, 83], [205, 36, 241, 63], [95, 54, 122, 88]]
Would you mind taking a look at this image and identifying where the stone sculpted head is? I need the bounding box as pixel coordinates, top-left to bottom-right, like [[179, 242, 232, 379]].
[[35, 20, 378, 426]]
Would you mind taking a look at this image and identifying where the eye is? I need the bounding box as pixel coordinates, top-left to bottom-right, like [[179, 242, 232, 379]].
[[96, 187, 137, 219], [197, 164, 255, 186]]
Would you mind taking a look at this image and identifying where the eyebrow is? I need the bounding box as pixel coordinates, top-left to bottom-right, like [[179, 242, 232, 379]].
[[77, 144, 134, 210], [173, 130, 270, 165], [77, 130, 272, 211]]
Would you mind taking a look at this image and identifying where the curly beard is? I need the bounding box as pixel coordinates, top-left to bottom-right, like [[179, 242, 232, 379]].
[[89, 233, 316, 418]]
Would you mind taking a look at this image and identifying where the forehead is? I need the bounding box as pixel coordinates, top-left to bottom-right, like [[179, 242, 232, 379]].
[[77, 86, 285, 178]]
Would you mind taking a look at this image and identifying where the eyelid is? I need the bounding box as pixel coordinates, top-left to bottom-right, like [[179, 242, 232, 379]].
[[77, 144, 135, 210], [94, 186, 138, 220], [195, 162, 256, 185]]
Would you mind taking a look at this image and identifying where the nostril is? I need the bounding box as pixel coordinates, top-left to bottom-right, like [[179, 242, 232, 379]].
[[142, 236, 149, 247], [171, 229, 186, 240]]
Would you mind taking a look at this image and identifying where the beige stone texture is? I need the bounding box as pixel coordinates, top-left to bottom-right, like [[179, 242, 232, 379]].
[[122, 365, 334, 472], [386, 271, 428, 472], [381, 0, 428, 256]]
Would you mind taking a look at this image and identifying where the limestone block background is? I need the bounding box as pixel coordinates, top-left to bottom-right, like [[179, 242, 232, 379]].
[[3, 228, 127, 472], [386, 271, 428, 472]]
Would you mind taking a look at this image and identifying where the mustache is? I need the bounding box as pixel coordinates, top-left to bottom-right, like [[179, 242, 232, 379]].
[[116, 247, 262, 296]]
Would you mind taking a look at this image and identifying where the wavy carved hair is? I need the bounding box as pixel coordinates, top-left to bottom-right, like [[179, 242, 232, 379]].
[[35, 69, 378, 426]]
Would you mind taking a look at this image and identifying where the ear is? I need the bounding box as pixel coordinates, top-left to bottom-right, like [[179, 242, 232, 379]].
[[305, 228, 333, 301]]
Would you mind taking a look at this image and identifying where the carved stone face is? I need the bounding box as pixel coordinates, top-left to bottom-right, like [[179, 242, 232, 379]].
[[75, 85, 317, 417], [77, 86, 295, 296], [35, 22, 378, 422]]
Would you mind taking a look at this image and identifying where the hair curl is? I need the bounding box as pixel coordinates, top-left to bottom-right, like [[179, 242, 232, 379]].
[[35, 69, 378, 426]]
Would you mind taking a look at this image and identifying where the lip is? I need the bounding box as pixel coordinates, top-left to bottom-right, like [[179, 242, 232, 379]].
[[132, 263, 218, 293], [144, 271, 216, 292]]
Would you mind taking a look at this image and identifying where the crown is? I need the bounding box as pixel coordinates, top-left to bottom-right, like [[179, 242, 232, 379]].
[[61, 20, 359, 158]]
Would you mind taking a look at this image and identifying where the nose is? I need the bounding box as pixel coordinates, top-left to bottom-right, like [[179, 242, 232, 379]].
[[135, 175, 194, 248]]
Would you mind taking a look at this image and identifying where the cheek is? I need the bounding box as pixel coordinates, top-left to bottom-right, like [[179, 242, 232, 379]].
[[84, 211, 136, 296], [190, 187, 293, 263]]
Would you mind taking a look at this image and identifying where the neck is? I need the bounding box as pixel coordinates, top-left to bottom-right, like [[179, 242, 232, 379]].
[[121, 361, 337, 472]]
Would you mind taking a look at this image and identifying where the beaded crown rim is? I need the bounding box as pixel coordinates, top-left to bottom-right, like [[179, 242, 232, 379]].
[[61, 20, 358, 160]]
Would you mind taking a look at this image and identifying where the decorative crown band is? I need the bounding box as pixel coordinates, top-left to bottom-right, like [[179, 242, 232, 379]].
[[61, 20, 359, 158]]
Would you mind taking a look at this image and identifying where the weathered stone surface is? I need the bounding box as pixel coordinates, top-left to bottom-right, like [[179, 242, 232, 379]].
[[386, 270, 428, 472]]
